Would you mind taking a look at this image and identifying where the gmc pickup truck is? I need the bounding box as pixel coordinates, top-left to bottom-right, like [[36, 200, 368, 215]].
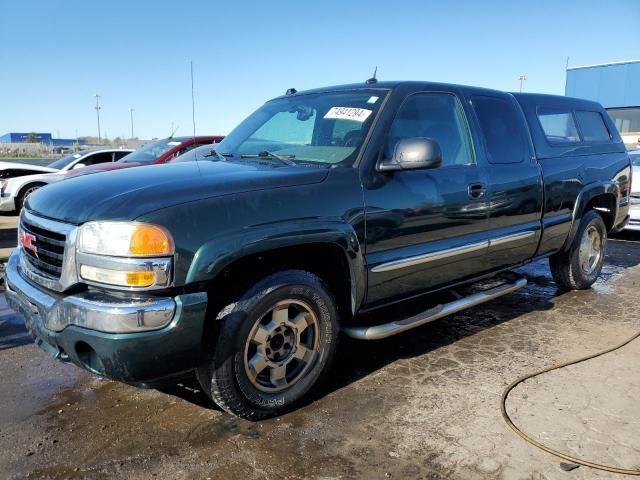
[[6, 81, 631, 419]]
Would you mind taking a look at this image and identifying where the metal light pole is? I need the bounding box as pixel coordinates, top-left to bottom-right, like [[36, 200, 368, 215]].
[[190, 60, 196, 138], [517, 75, 527, 93], [129, 108, 135, 138], [94, 94, 102, 144]]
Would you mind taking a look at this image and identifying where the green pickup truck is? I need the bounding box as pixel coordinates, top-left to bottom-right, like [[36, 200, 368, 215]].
[[6, 81, 631, 419]]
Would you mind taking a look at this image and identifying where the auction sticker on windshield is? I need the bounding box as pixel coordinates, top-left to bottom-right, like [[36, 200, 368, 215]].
[[324, 107, 372, 123]]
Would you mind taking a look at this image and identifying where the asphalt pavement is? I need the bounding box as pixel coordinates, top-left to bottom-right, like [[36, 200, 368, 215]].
[[0, 232, 639, 479]]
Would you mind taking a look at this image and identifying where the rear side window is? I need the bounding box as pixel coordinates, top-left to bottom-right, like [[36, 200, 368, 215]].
[[537, 107, 580, 144], [472, 95, 529, 164], [575, 111, 611, 142]]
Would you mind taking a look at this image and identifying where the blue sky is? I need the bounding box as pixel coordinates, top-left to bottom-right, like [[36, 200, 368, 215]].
[[1, 0, 638, 140]]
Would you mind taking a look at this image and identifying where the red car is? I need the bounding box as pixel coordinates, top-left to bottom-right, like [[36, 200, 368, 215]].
[[65, 136, 224, 178]]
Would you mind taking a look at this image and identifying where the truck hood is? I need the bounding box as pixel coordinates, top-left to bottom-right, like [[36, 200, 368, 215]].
[[26, 160, 330, 224]]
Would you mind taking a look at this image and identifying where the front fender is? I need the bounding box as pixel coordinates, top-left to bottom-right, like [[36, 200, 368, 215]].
[[563, 181, 619, 251], [186, 221, 366, 314]]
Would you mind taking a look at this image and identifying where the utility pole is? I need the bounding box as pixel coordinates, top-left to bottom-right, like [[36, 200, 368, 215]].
[[94, 94, 102, 144], [190, 60, 196, 138], [517, 75, 527, 93], [129, 108, 135, 138]]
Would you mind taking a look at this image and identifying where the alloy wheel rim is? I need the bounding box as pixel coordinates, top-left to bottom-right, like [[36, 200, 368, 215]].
[[243, 299, 319, 393], [578, 225, 602, 274], [24, 186, 40, 198]]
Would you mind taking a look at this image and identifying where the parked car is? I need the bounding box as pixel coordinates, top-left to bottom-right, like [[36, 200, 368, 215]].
[[171, 144, 221, 163], [5, 81, 630, 420], [626, 149, 640, 230], [0, 148, 133, 211], [65, 136, 223, 179]]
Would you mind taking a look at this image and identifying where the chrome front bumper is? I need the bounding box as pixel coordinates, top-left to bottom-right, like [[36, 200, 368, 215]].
[[0, 194, 15, 212], [5, 251, 175, 333], [5, 250, 208, 384], [625, 207, 640, 231]]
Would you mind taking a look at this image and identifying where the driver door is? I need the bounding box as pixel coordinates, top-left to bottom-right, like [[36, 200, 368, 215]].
[[363, 90, 489, 305]]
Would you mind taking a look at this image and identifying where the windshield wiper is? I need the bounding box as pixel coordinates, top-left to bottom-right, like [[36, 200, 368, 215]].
[[240, 151, 296, 166]]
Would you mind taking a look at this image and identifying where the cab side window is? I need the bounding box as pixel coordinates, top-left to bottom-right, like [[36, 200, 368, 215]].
[[385, 93, 474, 166], [472, 95, 529, 164]]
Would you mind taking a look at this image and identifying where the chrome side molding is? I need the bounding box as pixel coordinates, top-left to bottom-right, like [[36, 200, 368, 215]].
[[488, 230, 535, 246], [371, 241, 487, 273], [342, 275, 527, 340], [371, 231, 536, 273]]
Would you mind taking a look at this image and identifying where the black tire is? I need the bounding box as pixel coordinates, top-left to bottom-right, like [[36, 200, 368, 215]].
[[549, 210, 607, 290], [16, 183, 45, 211], [197, 270, 339, 420]]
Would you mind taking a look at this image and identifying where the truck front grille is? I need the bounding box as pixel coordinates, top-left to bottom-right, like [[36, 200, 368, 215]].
[[20, 216, 66, 279]]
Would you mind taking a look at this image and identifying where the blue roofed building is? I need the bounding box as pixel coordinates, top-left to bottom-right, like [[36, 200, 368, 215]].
[[565, 60, 640, 146], [0, 132, 85, 147]]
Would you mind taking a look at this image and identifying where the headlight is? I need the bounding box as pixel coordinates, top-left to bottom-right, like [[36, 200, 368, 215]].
[[78, 221, 173, 257], [77, 221, 173, 290]]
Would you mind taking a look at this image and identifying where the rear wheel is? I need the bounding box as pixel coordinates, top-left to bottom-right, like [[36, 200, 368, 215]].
[[197, 270, 339, 420], [550, 210, 607, 290], [16, 183, 45, 211]]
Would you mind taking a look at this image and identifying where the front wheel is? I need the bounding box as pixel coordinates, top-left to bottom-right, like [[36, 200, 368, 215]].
[[550, 210, 607, 290], [197, 270, 339, 420], [16, 183, 45, 211]]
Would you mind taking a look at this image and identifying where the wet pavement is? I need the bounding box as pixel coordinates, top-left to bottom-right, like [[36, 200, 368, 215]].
[[1, 233, 640, 479]]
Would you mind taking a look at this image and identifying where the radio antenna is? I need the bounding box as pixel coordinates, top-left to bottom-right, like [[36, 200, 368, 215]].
[[366, 66, 378, 84], [190, 60, 203, 174]]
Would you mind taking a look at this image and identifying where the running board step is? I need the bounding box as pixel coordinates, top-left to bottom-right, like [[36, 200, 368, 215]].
[[342, 275, 527, 340]]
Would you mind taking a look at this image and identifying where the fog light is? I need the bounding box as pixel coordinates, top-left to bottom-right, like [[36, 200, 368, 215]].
[[80, 265, 156, 287], [126, 271, 156, 286]]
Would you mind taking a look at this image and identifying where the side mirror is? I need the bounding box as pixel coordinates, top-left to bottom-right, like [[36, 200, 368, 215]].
[[72, 163, 86, 170], [378, 137, 442, 171]]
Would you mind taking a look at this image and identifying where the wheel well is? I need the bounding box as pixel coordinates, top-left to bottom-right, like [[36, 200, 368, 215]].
[[205, 243, 353, 325], [584, 194, 616, 231]]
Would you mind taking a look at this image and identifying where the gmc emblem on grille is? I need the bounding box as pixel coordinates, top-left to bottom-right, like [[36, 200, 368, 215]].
[[19, 229, 37, 256]]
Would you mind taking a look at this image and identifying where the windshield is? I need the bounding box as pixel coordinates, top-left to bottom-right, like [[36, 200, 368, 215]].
[[48, 152, 84, 169], [631, 153, 640, 167], [215, 90, 387, 166], [119, 138, 181, 164]]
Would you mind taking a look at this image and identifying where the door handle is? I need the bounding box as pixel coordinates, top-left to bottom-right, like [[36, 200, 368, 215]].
[[468, 183, 486, 199]]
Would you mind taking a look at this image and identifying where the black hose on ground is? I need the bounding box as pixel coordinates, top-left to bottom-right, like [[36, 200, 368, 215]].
[[501, 329, 640, 476]]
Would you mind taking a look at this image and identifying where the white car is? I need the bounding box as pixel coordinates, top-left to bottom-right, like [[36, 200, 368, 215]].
[[0, 148, 133, 211], [627, 149, 640, 231]]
